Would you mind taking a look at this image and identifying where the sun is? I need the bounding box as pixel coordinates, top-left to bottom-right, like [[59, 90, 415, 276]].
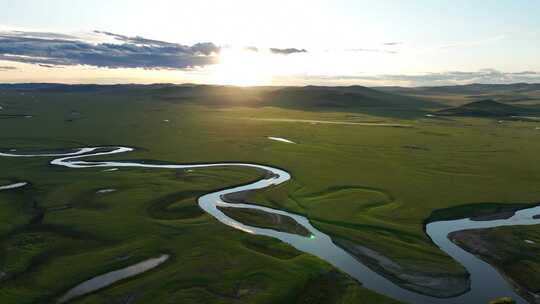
[[212, 48, 273, 86]]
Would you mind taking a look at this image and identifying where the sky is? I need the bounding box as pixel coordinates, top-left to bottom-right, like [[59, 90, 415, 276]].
[[0, 0, 539, 86]]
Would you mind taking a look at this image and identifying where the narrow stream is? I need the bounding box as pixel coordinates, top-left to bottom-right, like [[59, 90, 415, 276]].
[[0, 181, 28, 191], [57, 255, 169, 303], [1, 146, 538, 304]]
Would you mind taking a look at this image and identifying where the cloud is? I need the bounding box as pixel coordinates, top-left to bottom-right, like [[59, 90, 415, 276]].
[[347, 48, 379, 53], [244, 46, 259, 52], [93, 31, 179, 47], [38, 64, 64, 69], [3, 30, 79, 40], [270, 48, 307, 55], [382, 42, 402, 46], [0, 30, 221, 70], [379, 69, 540, 85], [285, 69, 540, 86], [0, 65, 17, 71]]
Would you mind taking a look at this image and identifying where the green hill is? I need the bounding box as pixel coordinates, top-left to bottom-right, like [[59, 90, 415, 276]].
[[376, 83, 540, 107], [260, 86, 436, 110], [437, 99, 535, 117]]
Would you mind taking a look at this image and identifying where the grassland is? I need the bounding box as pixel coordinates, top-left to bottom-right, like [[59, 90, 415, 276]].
[[0, 85, 539, 303], [451, 225, 540, 303], [218, 207, 311, 237]]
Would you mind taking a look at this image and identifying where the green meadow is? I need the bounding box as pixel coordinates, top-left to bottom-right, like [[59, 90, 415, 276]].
[[0, 86, 539, 303]]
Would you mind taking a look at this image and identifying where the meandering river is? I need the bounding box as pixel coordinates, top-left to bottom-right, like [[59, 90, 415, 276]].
[[1, 146, 538, 304]]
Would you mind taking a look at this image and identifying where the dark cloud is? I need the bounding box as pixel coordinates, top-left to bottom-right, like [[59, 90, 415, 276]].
[[94, 31, 178, 47], [38, 64, 64, 69], [244, 46, 259, 52], [0, 65, 17, 71], [0, 31, 221, 70], [270, 48, 307, 55]]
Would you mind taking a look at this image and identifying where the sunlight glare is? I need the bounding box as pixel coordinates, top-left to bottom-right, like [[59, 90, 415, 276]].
[[212, 48, 274, 86]]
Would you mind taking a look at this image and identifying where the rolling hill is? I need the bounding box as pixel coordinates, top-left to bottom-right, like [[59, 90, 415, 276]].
[[436, 99, 536, 117], [376, 83, 540, 107]]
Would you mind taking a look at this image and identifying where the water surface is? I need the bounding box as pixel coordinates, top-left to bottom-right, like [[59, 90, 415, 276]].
[[0, 182, 28, 190], [58, 255, 169, 303]]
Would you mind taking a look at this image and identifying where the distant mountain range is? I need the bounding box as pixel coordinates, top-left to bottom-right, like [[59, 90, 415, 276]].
[[377, 83, 540, 107], [377, 83, 540, 95], [256, 85, 433, 109], [1, 83, 539, 117], [0, 83, 439, 117], [0, 83, 178, 92], [2, 82, 539, 92], [436, 99, 537, 117]]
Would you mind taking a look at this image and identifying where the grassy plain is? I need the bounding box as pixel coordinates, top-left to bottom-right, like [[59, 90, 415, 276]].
[[450, 225, 540, 303], [0, 86, 539, 303]]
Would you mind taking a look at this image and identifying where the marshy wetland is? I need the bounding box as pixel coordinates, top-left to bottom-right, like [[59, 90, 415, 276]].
[[1, 84, 540, 303]]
